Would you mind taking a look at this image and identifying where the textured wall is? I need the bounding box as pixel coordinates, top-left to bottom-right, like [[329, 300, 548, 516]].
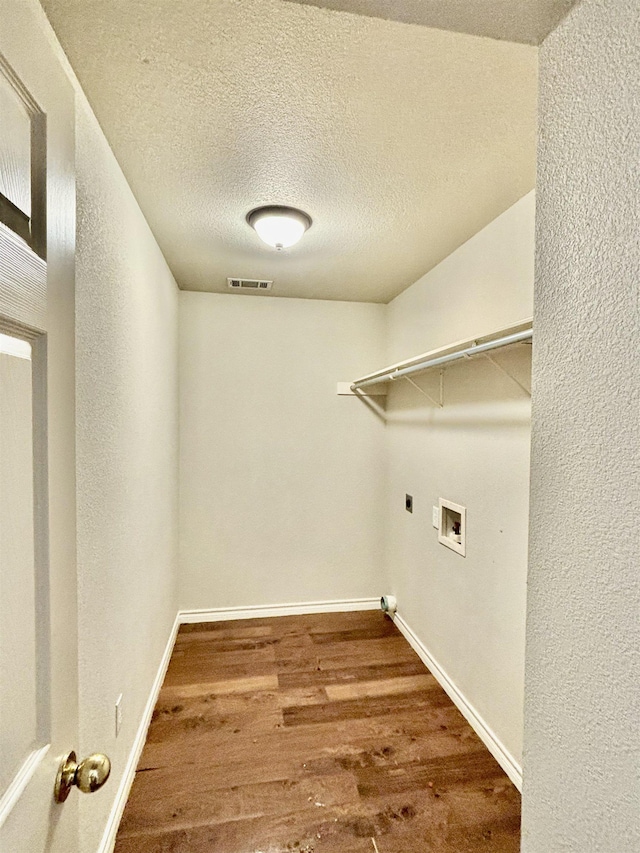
[[522, 1, 640, 849], [179, 293, 386, 610], [75, 96, 179, 850], [385, 192, 534, 770]]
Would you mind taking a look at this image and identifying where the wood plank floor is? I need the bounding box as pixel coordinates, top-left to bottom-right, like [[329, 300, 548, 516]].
[[114, 611, 520, 852]]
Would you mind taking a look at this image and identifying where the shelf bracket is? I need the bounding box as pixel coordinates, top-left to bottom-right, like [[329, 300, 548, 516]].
[[483, 353, 531, 397], [403, 373, 444, 408]]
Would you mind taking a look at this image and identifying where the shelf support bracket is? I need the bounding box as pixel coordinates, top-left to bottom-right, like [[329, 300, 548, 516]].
[[403, 375, 443, 408], [483, 353, 531, 397]]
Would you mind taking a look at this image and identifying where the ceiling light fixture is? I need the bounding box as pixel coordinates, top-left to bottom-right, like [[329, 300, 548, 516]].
[[247, 206, 311, 251]]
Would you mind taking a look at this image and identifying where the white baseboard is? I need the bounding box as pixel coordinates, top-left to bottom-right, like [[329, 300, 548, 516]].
[[393, 611, 523, 792], [96, 612, 181, 853], [179, 597, 380, 623]]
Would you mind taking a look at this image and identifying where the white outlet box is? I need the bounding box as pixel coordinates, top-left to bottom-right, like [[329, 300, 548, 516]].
[[115, 694, 123, 737], [438, 498, 466, 557], [432, 506, 439, 528]]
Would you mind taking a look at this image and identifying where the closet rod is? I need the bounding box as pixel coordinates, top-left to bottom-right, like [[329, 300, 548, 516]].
[[351, 328, 532, 392]]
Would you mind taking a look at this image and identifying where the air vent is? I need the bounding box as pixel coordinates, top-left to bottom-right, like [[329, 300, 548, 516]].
[[227, 278, 273, 291]]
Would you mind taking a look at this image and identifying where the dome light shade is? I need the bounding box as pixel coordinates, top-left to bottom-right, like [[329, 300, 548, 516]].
[[247, 206, 311, 250]]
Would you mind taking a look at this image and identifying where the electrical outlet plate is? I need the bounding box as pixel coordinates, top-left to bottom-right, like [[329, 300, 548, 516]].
[[115, 694, 123, 737], [432, 506, 439, 528], [438, 498, 466, 556]]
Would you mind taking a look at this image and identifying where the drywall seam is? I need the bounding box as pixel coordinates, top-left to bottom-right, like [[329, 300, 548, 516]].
[[394, 611, 523, 790], [179, 597, 380, 623], [96, 613, 180, 853]]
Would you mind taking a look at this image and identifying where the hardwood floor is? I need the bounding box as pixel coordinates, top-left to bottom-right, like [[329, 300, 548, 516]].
[[114, 611, 520, 852]]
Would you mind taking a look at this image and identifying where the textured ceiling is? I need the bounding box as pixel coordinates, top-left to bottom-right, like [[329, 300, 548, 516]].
[[41, 0, 538, 302], [283, 0, 577, 45]]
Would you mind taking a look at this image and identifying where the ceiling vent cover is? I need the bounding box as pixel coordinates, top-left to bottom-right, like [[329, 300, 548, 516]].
[[227, 277, 273, 291]]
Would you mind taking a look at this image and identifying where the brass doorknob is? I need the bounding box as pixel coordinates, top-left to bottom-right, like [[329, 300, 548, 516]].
[[54, 751, 111, 803]]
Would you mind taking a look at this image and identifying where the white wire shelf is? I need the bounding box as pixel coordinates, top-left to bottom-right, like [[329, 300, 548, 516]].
[[349, 319, 533, 404]]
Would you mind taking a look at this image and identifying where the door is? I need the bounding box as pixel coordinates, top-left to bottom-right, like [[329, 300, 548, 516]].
[[0, 2, 79, 850]]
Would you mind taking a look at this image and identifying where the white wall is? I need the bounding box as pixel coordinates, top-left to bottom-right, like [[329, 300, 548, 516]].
[[523, 2, 640, 849], [179, 293, 386, 610], [385, 192, 534, 772], [75, 95, 179, 850]]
